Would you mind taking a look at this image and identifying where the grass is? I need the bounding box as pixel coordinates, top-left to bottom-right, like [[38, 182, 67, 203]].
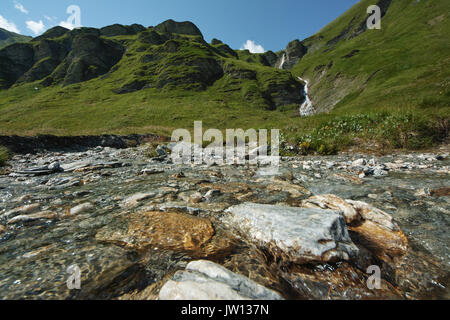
[[0, 146, 10, 167], [0, 2, 448, 156]]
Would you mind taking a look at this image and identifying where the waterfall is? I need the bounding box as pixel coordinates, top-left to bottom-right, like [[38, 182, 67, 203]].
[[297, 77, 315, 116], [278, 54, 286, 69]]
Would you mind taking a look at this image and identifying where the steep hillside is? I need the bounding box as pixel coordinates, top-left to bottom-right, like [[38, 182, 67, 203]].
[[281, 0, 449, 114], [0, 20, 305, 136], [0, 28, 31, 49]]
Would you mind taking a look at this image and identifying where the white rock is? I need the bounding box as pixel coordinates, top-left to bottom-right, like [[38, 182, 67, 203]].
[[159, 260, 283, 300], [224, 203, 359, 263], [69, 202, 94, 215]]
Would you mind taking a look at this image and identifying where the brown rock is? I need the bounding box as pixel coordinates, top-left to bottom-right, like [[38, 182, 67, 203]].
[[431, 187, 450, 197], [0, 225, 6, 234], [96, 211, 215, 254], [7, 211, 58, 224], [346, 200, 408, 261]]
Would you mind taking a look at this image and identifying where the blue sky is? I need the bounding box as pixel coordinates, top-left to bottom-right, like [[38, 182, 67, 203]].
[[0, 0, 359, 52]]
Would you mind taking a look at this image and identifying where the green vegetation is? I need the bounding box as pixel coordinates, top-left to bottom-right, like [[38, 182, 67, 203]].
[[0, 28, 31, 49], [0, 1, 449, 155], [292, 0, 450, 115], [0, 146, 10, 167]]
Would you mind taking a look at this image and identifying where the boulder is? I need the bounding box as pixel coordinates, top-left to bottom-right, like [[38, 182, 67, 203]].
[[159, 260, 283, 300], [224, 203, 359, 263], [96, 211, 215, 254]]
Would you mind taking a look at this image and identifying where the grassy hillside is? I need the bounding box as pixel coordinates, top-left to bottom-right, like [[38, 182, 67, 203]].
[[279, 0, 449, 154], [0, 21, 303, 137], [0, 3, 448, 155], [0, 28, 31, 49], [291, 0, 450, 113]]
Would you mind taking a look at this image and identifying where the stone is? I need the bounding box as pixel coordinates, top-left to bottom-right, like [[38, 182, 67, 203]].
[[301, 194, 360, 224], [69, 202, 94, 215], [47, 161, 62, 172], [0, 225, 6, 234], [96, 211, 215, 254], [121, 192, 155, 208], [7, 211, 58, 224], [224, 203, 359, 263], [346, 200, 408, 260], [3, 203, 40, 218], [352, 159, 367, 167], [158, 260, 283, 300]]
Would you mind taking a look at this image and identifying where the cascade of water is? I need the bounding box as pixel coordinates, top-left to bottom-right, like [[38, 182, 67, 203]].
[[297, 77, 315, 116], [278, 54, 286, 69]]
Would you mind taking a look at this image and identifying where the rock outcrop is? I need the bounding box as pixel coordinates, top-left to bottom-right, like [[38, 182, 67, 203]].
[[224, 203, 359, 263]]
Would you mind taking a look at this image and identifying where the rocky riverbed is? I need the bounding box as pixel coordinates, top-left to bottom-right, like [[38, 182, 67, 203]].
[[0, 143, 449, 300]]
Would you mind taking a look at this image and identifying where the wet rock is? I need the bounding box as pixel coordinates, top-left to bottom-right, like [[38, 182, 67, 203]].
[[346, 200, 408, 261], [96, 211, 215, 254], [140, 168, 164, 175], [159, 260, 283, 300], [224, 203, 359, 264], [7, 211, 58, 224], [121, 192, 156, 208], [48, 161, 62, 172], [3, 203, 40, 218], [0, 225, 6, 234], [431, 187, 450, 197], [69, 202, 94, 216], [301, 194, 360, 224]]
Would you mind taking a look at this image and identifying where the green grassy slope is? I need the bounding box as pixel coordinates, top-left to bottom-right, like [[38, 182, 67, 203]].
[[0, 23, 303, 136], [291, 0, 450, 114], [0, 28, 31, 49]]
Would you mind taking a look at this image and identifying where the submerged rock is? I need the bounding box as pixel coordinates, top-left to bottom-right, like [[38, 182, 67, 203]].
[[224, 203, 359, 263], [96, 211, 216, 254], [159, 260, 283, 300]]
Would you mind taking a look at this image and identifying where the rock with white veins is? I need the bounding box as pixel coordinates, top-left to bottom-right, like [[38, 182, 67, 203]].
[[159, 260, 283, 300], [301, 194, 360, 224], [224, 203, 359, 263]]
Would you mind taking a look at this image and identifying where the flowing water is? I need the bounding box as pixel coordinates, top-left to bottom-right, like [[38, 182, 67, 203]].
[[0, 145, 449, 299]]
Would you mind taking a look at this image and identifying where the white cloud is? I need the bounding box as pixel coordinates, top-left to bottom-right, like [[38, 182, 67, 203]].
[[0, 15, 20, 33], [26, 20, 45, 35], [14, 1, 29, 14], [240, 40, 265, 54]]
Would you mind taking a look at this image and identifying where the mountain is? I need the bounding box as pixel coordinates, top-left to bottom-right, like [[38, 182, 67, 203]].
[[0, 2, 448, 154], [0, 20, 305, 136], [0, 28, 31, 49], [277, 0, 450, 114]]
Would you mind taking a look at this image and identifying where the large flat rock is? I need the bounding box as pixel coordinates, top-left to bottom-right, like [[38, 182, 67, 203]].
[[159, 260, 283, 300], [224, 203, 359, 263]]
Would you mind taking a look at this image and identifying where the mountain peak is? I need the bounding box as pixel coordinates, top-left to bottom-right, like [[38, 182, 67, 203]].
[[155, 19, 203, 38]]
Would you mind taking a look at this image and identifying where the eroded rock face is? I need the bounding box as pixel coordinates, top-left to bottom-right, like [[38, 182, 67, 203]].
[[346, 200, 408, 261], [96, 211, 215, 254], [224, 203, 359, 263], [300, 195, 408, 262], [159, 260, 284, 300]]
